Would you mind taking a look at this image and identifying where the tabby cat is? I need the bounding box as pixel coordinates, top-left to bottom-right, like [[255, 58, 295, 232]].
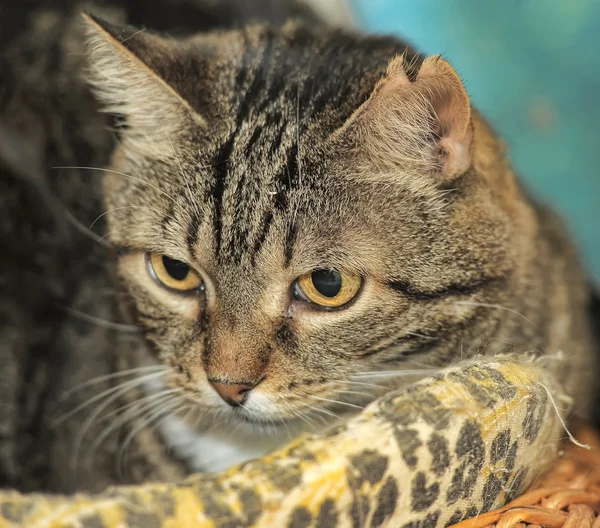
[[0, 0, 597, 499]]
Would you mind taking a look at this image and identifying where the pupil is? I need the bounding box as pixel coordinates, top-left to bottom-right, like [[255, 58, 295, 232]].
[[311, 269, 342, 298], [162, 256, 190, 281]]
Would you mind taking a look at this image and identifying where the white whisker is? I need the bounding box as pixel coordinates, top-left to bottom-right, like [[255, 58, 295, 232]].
[[330, 389, 374, 399], [351, 368, 436, 379], [347, 380, 388, 390], [405, 331, 436, 340], [89, 205, 143, 229], [292, 410, 318, 428], [59, 305, 140, 333], [54, 166, 178, 204], [178, 403, 198, 425], [192, 405, 212, 429], [295, 82, 303, 188], [98, 223, 142, 242], [305, 404, 341, 422], [453, 301, 534, 326], [160, 118, 202, 222], [63, 208, 112, 248], [96, 387, 181, 424], [329, 379, 388, 390], [61, 365, 166, 398], [86, 391, 183, 467], [308, 395, 364, 410], [74, 386, 179, 472], [117, 398, 187, 475], [53, 371, 166, 426]]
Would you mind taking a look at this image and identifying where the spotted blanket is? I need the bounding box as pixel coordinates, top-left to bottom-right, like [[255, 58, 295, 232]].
[[0, 357, 565, 527]]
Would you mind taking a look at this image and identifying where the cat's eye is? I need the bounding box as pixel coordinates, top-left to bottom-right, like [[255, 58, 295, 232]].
[[294, 269, 362, 308], [146, 253, 203, 292]]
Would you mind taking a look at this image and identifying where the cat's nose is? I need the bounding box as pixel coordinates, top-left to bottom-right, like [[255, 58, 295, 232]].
[[209, 380, 256, 407]]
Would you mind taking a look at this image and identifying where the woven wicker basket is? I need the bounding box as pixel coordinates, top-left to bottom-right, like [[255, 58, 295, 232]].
[[448, 422, 600, 528]]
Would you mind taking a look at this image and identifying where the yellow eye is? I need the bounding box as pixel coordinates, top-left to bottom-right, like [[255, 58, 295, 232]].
[[294, 269, 362, 308], [146, 253, 202, 292]]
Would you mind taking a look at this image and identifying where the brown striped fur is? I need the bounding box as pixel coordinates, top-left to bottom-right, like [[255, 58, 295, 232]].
[[91, 16, 596, 414], [0, 0, 597, 495]]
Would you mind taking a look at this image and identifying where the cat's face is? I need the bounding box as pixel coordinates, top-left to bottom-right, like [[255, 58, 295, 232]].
[[86, 16, 515, 427]]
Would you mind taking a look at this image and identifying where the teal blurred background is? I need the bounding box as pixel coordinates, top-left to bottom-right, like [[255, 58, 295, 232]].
[[353, 0, 600, 282]]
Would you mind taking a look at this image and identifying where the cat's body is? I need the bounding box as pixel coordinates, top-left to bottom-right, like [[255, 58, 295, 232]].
[[0, 0, 597, 500]]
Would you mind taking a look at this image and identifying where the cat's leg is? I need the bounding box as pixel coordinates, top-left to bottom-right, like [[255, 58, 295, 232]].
[[0, 356, 569, 528]]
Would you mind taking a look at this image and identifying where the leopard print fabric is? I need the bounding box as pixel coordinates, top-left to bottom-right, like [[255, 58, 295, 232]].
[[0, 357, 566, 527]]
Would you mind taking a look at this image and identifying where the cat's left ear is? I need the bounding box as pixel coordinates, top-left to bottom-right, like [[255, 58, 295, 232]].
[[83, 13, 205, 159], [335, 54, 473, 180]]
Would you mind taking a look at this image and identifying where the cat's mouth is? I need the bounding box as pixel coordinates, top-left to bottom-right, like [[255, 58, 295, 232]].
[[225, 398, 350, 433], [226, 404, 321, 432], [228, 403, 304, 429], [235, 411, 285, 427]]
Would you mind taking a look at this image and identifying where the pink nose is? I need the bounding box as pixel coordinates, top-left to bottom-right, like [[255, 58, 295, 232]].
[[209, 381, 255, 407]]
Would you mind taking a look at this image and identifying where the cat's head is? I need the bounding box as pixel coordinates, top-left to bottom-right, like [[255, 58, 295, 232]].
[[85, 15, 518, 427]]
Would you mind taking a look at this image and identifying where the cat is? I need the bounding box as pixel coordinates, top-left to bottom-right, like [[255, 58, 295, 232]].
[[0, 0, 598, 497]]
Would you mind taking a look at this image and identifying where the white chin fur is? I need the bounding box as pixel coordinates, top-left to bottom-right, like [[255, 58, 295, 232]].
[[156, 412, 292, 473], [143, 375, 341, 473]]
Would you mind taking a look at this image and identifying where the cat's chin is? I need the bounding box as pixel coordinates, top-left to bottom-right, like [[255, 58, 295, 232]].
[[234, 413, 295, 434], [222, 407, 311, 434], [199, 403, 345, 437], [155, 410, 294, 473]]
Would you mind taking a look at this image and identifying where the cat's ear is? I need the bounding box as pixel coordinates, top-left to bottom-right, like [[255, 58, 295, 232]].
[[337, 54, 473, 180], [83, 13, 204, 158]]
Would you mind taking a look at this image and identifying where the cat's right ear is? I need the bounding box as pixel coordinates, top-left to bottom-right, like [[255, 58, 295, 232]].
[[83, 13, 205, 159]]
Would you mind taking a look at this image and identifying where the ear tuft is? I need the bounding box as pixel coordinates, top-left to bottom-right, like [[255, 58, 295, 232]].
[[83, 13, 203, 159], [337, 53, 473, 180]]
